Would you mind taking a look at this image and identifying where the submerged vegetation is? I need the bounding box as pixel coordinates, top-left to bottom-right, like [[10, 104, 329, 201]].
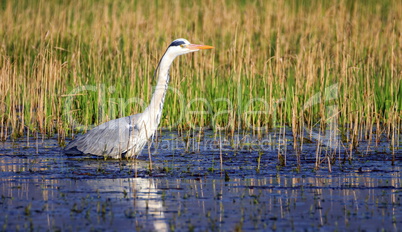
[[0, 0, 401, 157]]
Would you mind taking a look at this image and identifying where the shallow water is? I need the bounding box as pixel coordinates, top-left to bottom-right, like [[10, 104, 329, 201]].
[[0, 130, 401, 231]]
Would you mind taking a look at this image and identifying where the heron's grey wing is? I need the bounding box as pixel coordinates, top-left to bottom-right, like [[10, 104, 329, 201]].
[[64, 114, 141, 158]]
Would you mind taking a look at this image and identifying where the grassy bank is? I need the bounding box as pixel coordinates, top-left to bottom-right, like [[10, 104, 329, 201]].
[[0, 0, 401, 150]]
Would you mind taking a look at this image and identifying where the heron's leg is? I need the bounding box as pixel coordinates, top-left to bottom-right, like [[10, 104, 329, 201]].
[[124, 148, 137, 159]]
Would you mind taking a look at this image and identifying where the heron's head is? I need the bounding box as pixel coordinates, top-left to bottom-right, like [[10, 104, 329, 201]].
[[166, 38, 214, 57]]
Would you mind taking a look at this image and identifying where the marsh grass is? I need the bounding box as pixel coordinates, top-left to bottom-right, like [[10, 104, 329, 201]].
[[0, 0, 401, 163]]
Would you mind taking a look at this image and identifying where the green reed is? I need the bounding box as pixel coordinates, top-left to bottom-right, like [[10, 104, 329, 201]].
[[0, 0, 400, 155]]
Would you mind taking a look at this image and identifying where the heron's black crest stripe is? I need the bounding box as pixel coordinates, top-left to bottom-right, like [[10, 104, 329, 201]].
[[169, 40, 185, 47]]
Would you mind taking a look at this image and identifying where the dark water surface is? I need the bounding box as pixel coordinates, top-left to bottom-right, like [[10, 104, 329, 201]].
[[0, 131, 401, 231]]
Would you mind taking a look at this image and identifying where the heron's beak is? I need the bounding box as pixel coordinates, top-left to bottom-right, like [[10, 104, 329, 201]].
[[187, 44, 214, 50]]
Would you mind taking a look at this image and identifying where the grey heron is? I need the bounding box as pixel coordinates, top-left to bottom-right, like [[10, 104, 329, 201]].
[[64, 38, 213, 158]]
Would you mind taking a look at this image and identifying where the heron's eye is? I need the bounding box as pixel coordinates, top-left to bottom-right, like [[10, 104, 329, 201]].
[[180, 44, 186, 48]]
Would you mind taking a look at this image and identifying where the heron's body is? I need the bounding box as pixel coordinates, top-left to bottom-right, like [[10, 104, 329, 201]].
[[64, 39, 213, 158]]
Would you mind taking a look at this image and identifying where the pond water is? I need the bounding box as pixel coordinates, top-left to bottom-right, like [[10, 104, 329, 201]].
[[0, 130, 401, 231]]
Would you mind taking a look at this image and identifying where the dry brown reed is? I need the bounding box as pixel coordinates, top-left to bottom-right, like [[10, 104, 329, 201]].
[[0, 0, 400, 163]]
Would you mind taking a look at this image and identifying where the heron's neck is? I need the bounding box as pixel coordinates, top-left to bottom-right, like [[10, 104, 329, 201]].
[[143, 53, 176, 129]]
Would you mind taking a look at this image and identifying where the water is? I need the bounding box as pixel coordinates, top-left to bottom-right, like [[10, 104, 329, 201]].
[[0, 130, 401, 231]]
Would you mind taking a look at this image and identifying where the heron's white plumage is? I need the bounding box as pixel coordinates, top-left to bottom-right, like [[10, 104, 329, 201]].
[[64, 38, 213, 158]]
